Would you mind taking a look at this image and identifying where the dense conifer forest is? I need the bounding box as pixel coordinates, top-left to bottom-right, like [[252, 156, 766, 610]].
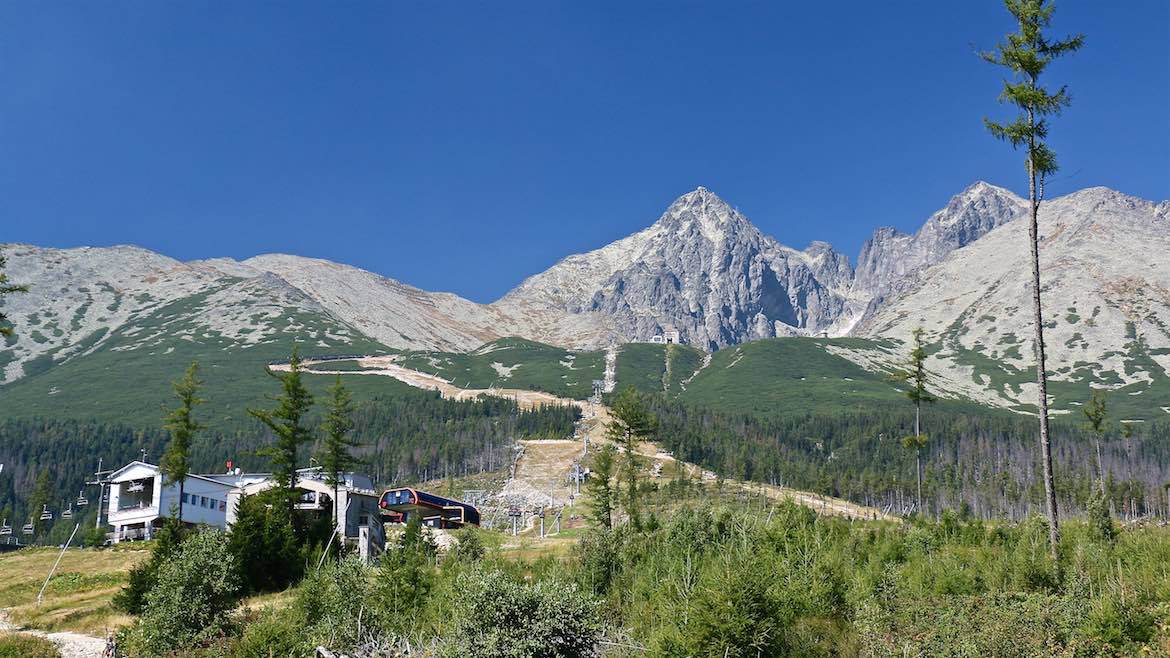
[[648, 398, 1170, 521], [0, 391, 579, 542]]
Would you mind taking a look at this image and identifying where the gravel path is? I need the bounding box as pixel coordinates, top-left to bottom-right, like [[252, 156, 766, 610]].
[[0, 610, 108, 658]]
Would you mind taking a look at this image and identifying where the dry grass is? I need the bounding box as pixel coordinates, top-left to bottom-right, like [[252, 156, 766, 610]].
[[0, 546, 148, 636]]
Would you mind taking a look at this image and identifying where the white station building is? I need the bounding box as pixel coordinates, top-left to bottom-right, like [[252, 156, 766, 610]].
[[103, 462, 384, 554], [105, 461, 268, 542]]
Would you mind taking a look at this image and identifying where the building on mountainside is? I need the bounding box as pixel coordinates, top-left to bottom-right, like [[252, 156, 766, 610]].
[[649, 325, 682, 345], [102, 462, 384, 553], [225, 468, 385, 553], [378, 487, 480, 529], [104, 461, 268, 543]]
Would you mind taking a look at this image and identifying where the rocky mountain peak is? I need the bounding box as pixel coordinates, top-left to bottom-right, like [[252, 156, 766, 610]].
[[652, 186, 759, 245], [852, 181, 1027, 300]]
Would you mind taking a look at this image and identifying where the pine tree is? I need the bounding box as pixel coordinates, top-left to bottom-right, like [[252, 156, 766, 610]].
[[981, 0, 1084, 556], [1082, 390, 1108, 495], [586, 445, 617, 530], [160, 362, 205, 526], [319, 375, 360, 532], [0, 249, 29, 338], [249, 348, 315, 519], [898, 327, 935, 514], [29, 469, 54, 537], [605, 386, 656, 528]]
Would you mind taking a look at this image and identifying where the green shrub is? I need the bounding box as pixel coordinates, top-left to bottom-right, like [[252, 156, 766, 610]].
[[447, 526, 486, 564], [112, 517, 185, 614], [122, 530, 242, 656], [0, 633, 60, 658], [230, 607, 311, 658], [439, 568, 601, 658], [373, 516, 437, 631], [227, 490, 303, 593], [297, 557, 377, 650]]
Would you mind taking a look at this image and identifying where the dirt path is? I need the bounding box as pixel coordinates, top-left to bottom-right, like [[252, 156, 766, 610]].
[[0, 611, 107, 658], [288, 359, 893, 522]]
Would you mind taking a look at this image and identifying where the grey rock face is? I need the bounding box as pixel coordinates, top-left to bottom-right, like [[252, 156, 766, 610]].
[[853, 181, 1027, 299], [559, 188, 849, 350], [498, 183, 1034, 350]]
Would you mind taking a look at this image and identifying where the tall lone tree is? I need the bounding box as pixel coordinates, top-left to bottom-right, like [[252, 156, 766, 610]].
[[605, 386, 656, 528], [160, 362, 205, 527], [249, 348, 315, 520], [899, 327, 935, 514], [319, 375, 360, 532], [981, 0, 1084, 555], [0, 249, 29, 337]]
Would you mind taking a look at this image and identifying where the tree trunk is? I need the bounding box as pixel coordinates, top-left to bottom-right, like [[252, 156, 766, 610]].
[[915, 401, 922, 513], [1028, 150, 1060, 559], [1094, 438, 1106, 495], [177, 479, 185, 526]]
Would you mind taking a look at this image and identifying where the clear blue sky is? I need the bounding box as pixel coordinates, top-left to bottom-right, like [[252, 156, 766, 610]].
[[3, 2, 1167, 303]]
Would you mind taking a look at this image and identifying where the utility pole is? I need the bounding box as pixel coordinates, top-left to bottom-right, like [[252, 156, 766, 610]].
[[86, 458, 112, 532]]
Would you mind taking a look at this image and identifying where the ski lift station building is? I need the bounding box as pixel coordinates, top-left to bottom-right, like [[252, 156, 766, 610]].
[[104, 461, 384, 549], [106, 461, 269, 543]]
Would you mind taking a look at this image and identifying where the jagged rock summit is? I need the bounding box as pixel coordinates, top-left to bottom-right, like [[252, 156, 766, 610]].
[[497, 182, 1033, 349], [498, 186, 856, 349], [2, 182, 1165, 398]]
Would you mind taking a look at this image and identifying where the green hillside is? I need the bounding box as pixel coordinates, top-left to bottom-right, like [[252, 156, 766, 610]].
[[613, 343, 707, 395], [394, 337, 605, 399], [671, 337, 908, 415], [0, 292, 398, 430]]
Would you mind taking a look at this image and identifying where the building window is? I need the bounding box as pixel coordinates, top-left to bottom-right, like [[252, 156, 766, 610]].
[[218, 501, 226, 512], [200, 496, 207, 508]]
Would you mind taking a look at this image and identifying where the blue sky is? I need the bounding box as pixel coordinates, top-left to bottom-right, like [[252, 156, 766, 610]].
[[3, 2, 1167, 303]]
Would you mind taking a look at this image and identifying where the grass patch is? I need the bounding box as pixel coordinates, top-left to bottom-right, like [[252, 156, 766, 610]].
[[0, 547, 149, 636]]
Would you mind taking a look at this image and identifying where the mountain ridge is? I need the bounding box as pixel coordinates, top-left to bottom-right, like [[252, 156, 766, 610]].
[[2, 182, 1167, 415]]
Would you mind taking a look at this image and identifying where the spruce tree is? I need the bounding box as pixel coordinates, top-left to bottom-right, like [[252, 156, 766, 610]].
[[160, 362, 205, 526], [586, 445, 617, 530], [898, 327, 935, 514], [249, 348, 315, 519], [981, 0, 1084, 556], [605, 386, 655, 528], [29, 469, 54, 538], [0, 249, 28, 338], [1082, 391, 1108, 495], [319, 375, 360, 531]]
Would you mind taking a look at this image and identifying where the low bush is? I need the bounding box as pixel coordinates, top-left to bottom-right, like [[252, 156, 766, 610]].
[[438, 568, 601, 658], [120, 530, 242, 656], [112, 517, 184, 614], [230, 607, 311, 658], [0, 633, 60, 658]]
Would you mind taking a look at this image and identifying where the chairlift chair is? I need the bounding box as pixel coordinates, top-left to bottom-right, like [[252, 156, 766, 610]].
[[76, 490, 89, 507], [62, 503, 73, 519], [128, 481, 145, 493], [40, 504, 53, 521], [22, 520, 34, 535], [0, 519, 11, 535]]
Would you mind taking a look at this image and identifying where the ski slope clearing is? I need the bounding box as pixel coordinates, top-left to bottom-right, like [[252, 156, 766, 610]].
[[296, 359, 892, 522]]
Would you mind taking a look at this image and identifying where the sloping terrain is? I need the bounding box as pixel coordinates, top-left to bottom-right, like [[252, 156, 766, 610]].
[[3, 183, 1167, 422], [853, 188, 1170, 419], [297, 358, 890, 521]]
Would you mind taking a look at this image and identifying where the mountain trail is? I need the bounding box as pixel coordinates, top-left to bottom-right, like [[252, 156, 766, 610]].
[[0, 610, 107, 658], [294, 360, 892, 522]]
